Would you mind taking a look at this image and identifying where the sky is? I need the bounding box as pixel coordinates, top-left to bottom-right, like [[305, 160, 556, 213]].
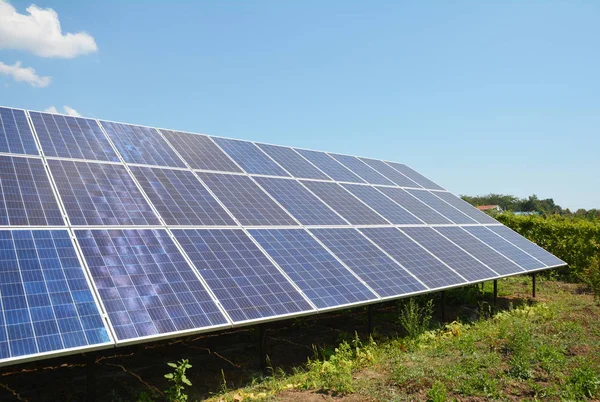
[[0, 1, 598, 211]]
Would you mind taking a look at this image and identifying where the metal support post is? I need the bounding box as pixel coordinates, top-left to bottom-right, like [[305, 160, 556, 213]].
[[532, 273, 536, 298], [367, 305, 373, 336], [441, 291, 446, 322], [86, 353, 96, 402], [493, 279, 498, 306], [259, 324, 266, 371]]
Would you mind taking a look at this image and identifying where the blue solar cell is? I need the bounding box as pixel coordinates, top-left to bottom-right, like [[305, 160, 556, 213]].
[[310, 228, 427, 298], [48, 160, 160, 226], [256, 143, 330, 180], [212, 137, 290, 176], [100, 121, 185, 167], [76, 229, 228, 341], [198, 173, 298, 226], [487, 226, 566, 267], [385, 162, 444, 190], [130, 166, 236, 226], [359, 158, 422, 188], [400, 227, 497, 282], [0, 107, 38, 156], [434, 227, 524, 276], [295, 149, 365, 183], [0, 156, 64, 226], [342, 184, 422, 225], [248, 229, 377, 308], [0, 230, 110, 362], [301, 181, 388, 225], [360, 227, 466, 289], [376, 187, 453, 224], [254, 177, 347, 226], [160, 130, 242, 173], [29, 112, 119, 162], [462, 226, 545, 271], [172, 229, 313, 322], [405, 189, 477, 224], [432, 192, 499, 224], [329, 154, 395, 185]]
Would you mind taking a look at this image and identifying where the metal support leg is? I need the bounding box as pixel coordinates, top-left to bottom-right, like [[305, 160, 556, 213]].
[[86, 353, 96, 402], [259, 324, 266, 371], [532, 273, 536, 298], [367, 305, 373, 336], [493, 280, 498, 307], [441, 291, 446, 322]]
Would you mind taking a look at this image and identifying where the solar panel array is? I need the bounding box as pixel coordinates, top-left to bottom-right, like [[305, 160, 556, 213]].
[[0, 106, 566, 366]]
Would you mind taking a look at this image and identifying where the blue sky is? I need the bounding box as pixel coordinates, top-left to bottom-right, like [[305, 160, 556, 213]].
[[0, 1, 598, 210]]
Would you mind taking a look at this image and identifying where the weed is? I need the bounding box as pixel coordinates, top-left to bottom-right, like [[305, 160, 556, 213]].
[[426, 381, 447, 402], [164, 359, 192, 402], [565, 365, 600, 399], [398, 297, 434, 338]]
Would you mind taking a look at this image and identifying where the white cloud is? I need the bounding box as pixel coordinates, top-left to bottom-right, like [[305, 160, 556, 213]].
[[0, 0, 97, 58], [43, 106, 58, 113], [0, 60, 51, 87], [44, 105, 82, 117]]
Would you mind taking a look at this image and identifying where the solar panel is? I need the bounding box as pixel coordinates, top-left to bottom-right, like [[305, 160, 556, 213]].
[[255, 143, 330, 180], [341, 184, 423, 225], [432, 192, 499, 224], [385, 162, 444, 190], [405, 189, 477, 224], [360, 227, 466, 289], [48, 160, 160, 226], [130, 166, 236, 226], [212, 137, 290, 177], [328, 153, 395, 185], [487, 226, 565, 267], [198, 173, 297, 226], [295, 149, 365, 183], [400, 227, 498, 282], [0, 107, 38, 156], [100, 121, 185, 168], [0, 156, 64, 226], [172, 229, 313, 322], [160, 130, 243, 173], [301, 181, 388, 225], [254, 177, 347, 226], [462, 226, 546, 271], [310, 228, 427, 298], [29, 112, 119, 162], [376, 187, 453, 224], [76, 229, 229, 341], [248, 229, 378, 308], [0, 230, 111, 363], [433, 227, 525, 276]]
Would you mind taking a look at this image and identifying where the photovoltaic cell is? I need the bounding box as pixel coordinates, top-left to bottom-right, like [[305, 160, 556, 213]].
[[0, 107, 38, 156], [100, 121, 185, 168], [310, 228, 427, 298], [385, 161, 444, 190], [76, 229, 228, 341], [254, 177, 346, 226], [160, 130, 242, 173], [360, 227, 466, 289], [212, 137, 290, 176], [295, 149, 365, 183], [400, 227, 497, 282], [434, 227, 524, 276], [248, 229, 377, 308], [432, 192, 499, 224], [29, 112, 119, 162], [405, 189, 477, 224], [256, 143, 330, 180], [0, 230, 110, 362], [48, 160, 160, 226], [342, 184, 422, 225], [0, 156, 64, 226], [130, 166, 236, 226], [487, 226, 566, 267], [376, 187, 452, 224], [172, 229, 313, 322], [462, 226, 545, 271], [301, 181, 388, 225], [329, 153, 395, 185], [197, 173, 297, 226], [359, 158, 421, 188]]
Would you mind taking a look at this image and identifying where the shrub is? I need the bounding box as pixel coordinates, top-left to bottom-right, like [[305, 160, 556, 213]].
[[398, 297, 434, 338]]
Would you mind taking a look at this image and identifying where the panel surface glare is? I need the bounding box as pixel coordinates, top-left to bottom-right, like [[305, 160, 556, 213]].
[[385, 162, 444, 190], [487, 226, 565, 267], [360, 227, 466, 289], [29, 112, 119, 162], [0, 230, 110, 362], [432, 192, 499, 224], [76, 229, 228, 341], [160, 130, 242, 173], [295, 149, 365, 183], [342, 184, 422, 225], [256, 143, 330, 180], [249, 229, 377, 308], [329, 153, 395, 185], [0, 107, 38, 156], [376, 187, 452, 224], [0, 156, 64, 226], [212, 137, 290, 176], [172, 229, 313, 322], [130, 166, 236, 226], [48, 160, 160, 226], [359, 158, 421, 188], [405, 189, 477, 224], [310, 228, 427, 298]]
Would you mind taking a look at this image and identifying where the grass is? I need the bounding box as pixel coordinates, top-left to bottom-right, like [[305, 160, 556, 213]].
[[201, 277, 600, 401]]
